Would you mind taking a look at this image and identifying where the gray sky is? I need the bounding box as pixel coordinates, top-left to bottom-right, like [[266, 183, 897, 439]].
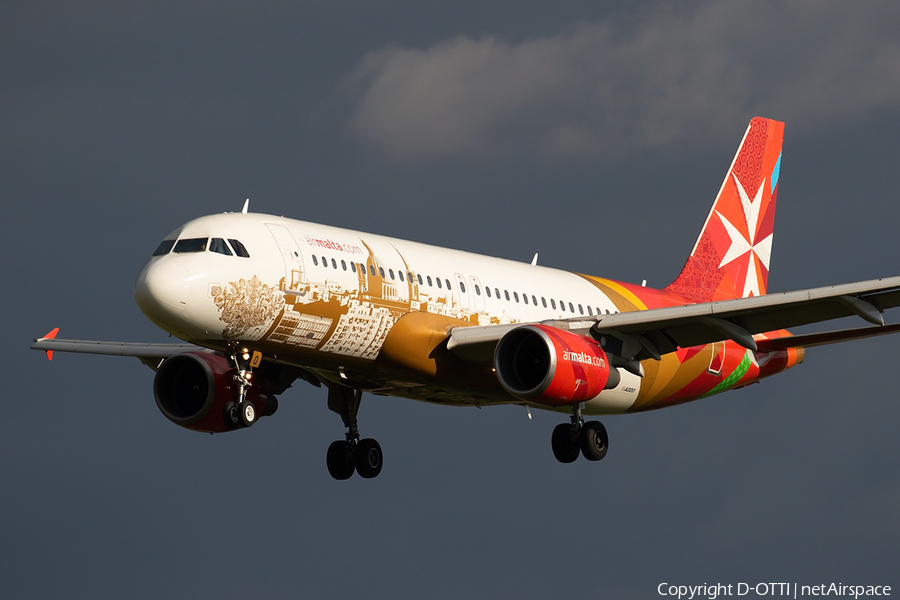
[[3, 2, 899, 598]]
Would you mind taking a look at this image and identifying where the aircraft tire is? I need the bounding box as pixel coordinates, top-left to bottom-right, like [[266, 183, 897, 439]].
[[355, 438, 383, 479], [240, 401, 257, 427], [580, 421, 608, 461], [327, 440, 356, 480], [223, 402, 241, 429], [551, 423, 580, 463]]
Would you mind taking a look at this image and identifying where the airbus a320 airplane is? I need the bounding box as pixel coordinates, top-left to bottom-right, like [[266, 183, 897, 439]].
[[32, 117, 900, 479]]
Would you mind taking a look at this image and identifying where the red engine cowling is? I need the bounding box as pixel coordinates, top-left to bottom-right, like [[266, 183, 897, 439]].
[[153, 352, 272, 433], [494, 325, 617, 406]]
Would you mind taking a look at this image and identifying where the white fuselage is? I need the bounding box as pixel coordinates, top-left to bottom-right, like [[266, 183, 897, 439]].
[[134, 211, 641, 412]]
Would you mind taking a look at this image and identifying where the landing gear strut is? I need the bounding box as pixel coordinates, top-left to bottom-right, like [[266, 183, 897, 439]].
[[224, 346, 259, 429], [550, 403, 608, 463], [326, 385, 383, 480]]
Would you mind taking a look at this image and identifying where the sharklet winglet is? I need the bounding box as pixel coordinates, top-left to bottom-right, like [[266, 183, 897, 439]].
[[41, 327, 60, 360]]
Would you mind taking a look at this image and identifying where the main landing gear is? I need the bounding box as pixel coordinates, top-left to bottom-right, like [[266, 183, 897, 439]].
[[325, 385, 383, 480], [551, 403, 609, 463]]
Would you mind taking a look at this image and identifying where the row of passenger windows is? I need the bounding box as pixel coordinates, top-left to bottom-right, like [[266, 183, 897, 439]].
[[153, 237, 250, 258], [311, 254, 613, 316]]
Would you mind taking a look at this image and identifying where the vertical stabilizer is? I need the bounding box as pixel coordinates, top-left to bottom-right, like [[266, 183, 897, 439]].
[[665, 117, 784, 303]]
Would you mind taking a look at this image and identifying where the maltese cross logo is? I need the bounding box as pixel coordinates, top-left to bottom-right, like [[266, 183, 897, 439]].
[[715, 174, 773, 298]]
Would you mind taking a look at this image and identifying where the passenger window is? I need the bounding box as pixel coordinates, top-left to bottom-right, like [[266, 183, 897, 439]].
[[427, 276, 433, 287], [322, 256, 328, 268], [514, 292, 519, 303], [551, 299, 557, 309], [350, 262, 356, 273], [532, 295, 537, 305], [369, 264, 376, 277], [399, 271, 405, 282], [475, 285, 481, 296], [417, 274, 423, 285], [312, 256, 318, 266], [504, 290, 510, 301], [153, 239, 175, 256], [445, 279, 451, 290], [569, 302, 575, 312], [389, 269, 395, 280], [541, 297, 547, 308], [228, 239, 250, 258], [331, 258, 337, 269], [460, 282, 466, 293], [578, 304, 584, 315], [436, 278, 442, 289], [174, 238, 208, 253], [560, 301, 566, 312], [495, 288, 500, 299], [486, 287, 492, 298], [587, 306, 593, 316], [341, 260, 347, 271], [523, 294, 528, 305]]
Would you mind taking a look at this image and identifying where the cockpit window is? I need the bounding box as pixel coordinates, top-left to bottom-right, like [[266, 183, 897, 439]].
[[228, 239, 250, 258], [209, 238, 233, 256], [173, 238, 208, 253], [153, 239, 175, 256]]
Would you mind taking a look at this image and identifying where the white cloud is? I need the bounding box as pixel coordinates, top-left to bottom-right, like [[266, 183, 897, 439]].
[[345, 1, 900, 160]]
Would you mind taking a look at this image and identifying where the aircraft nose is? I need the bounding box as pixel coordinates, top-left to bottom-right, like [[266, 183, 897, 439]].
[[134, 259, 190, 327]]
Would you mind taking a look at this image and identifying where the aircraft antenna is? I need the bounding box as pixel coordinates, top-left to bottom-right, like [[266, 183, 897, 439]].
[[241, 198, 249, 214], [531, 253, 538, 266]]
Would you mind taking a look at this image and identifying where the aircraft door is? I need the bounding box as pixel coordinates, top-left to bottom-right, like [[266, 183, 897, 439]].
[[454, 273, 470, 310], [266, 224, 306, 293], [469, 276, 485, 312]]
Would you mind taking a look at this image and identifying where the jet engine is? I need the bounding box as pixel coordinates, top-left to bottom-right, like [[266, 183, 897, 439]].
[[153, 352, 274, 433], [494, 325, 620, 406]]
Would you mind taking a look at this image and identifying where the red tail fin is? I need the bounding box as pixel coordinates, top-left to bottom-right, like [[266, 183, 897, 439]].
[[665, 117, 784, 303]]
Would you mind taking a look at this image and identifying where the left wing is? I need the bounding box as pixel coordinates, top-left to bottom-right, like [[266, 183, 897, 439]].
[[447, 275, 900, 365]]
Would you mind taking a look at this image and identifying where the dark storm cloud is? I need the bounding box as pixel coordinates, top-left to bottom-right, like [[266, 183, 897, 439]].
[[346, 1, 900, 159]]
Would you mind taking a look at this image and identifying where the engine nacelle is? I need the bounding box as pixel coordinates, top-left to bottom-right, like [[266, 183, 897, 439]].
[[153, 351, 272, 433], [494, 325, 619, 406]]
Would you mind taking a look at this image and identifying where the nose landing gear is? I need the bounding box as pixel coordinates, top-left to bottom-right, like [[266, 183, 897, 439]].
[[550, 403, 609, 463], [223, 346, 261, 429], [325, 385, 384, 480]]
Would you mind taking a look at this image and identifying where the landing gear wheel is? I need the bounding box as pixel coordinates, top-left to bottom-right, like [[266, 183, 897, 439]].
[[580, 421, 608, 461], [356, 438, 383, 479], [223, 402, 241, 429], [326, 440, 356, 480], [240, 401, 257, 427], [551, 423, 581, 463]]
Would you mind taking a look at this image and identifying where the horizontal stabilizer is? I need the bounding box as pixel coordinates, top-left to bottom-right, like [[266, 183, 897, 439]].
[[756, 322, 900, 352]]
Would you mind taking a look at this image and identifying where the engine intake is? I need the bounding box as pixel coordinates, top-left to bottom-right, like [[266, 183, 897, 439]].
[[494, 325, 620, 406], [153, 352, 271, 433]]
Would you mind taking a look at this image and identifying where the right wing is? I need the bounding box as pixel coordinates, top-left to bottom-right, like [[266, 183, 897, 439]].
[[31, 333, 203, 370]]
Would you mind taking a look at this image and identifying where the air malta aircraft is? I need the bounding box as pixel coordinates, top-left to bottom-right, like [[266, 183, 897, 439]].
[[32, 117, 900, 479]]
